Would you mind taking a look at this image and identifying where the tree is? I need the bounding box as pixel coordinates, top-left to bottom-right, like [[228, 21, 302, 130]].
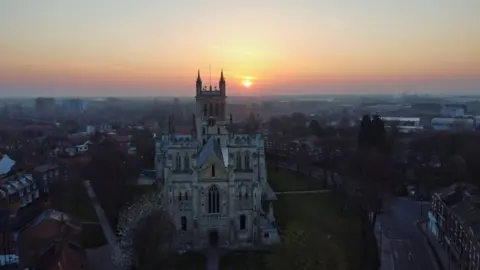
[[85, 137, 140, 225], [296, 143, 311, 174], [269, 117, 283, 134], [113, 194, 177, 269], [291, 112, 307, 126], [132, 130, 155, 169], [266, 222, 347, 270], [309, 120, 323, 138], [358, 115, 372, 148], [245, 112, 260, 134]]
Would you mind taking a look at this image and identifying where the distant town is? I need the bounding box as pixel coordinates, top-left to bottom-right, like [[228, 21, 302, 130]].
[[1, 91, 480, 270]]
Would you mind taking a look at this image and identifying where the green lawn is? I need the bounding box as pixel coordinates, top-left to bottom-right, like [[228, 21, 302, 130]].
[[170, 252, 207, 270], [273, 193, 377, 270], [219, 251, 268, 270], [81, 223, 107, 248], [267, 166, 324, 192], [219, 191, 377, 270]]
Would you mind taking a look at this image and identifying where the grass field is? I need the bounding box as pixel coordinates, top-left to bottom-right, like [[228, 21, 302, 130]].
[[219, 168, 378, 270], [171, 252, 207, 270], [267, 166, 324, 191], [273, 193, 370, 269], [219, 251, 268, 270]]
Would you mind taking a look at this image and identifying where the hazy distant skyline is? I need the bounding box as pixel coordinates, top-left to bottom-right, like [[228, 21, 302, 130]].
[[1, 0, 479, 97]]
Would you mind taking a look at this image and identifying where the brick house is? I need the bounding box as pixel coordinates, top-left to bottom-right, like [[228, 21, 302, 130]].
[[15, 209, 88, 270], [32, 164, 66, 196], [429, 183, 480, 270], [1, 173, 40, 208]]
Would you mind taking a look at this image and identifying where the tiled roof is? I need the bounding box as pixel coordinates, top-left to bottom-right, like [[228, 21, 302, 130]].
[[34, 164, 59, 173], [0, 155, 15, 175]]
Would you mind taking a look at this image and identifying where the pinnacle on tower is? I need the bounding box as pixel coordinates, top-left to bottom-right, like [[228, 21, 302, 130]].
[[220, 69, 225, 82], [196, 70, 202, 82]]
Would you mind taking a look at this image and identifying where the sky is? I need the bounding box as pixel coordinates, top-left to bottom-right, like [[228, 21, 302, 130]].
[[1, 0, 479, 97]]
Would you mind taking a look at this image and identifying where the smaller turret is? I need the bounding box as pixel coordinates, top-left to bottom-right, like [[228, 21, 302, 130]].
[[196, 70, 202, 96], [219, 69, 226, 96]]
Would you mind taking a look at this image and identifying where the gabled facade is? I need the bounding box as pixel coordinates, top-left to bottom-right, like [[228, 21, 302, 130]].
[[155, 70, 279, 250]]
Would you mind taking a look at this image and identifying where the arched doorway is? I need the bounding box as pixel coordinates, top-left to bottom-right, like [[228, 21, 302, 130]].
[[209, 230, 219, 247]]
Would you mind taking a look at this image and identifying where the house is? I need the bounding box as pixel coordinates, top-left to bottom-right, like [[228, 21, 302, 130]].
[[0, 153, 15, 176], [442, 104, 467, 117], [1, 172, 40, 208], [15, 209, 88, 270], [0, 210, 17, 265], [32, 164, 64, 196], [431, 117, 476, 131], [429, 183, 480, 270]]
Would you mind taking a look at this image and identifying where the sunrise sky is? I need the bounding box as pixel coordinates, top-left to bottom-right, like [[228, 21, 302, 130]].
[[1, 0, 479, 97]]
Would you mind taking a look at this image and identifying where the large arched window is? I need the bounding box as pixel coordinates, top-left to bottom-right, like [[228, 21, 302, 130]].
[[245, 151, 250, 169], [209, 103, 213, 116], [215, 103, 219, 116], [236, 153, 242, 170], [203, 104, 207, 116], [181, 216, 187, 231], [208, 185, 220, 213], [184, 154, 190, 170], [175, 154, 181, 171], [240, 215, 246, 230]]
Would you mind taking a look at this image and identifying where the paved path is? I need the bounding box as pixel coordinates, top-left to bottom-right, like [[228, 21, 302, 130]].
[[206, 248, 219, 270], [83, 180, 124, 270], [418, 220, 458, 270], [275, 190, 331, 195], [83, 180, 117, 247]]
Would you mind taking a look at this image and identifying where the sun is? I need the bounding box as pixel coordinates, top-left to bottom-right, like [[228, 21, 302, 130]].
[[242, 79, 252, 88]]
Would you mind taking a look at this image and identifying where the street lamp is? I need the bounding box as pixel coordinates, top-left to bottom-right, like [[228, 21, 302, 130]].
[[408, 252, 413, 269], [420, 197, 423, 217]]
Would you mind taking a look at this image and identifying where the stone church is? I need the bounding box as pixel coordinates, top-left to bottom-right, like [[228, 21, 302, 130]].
[[155, 70, 279, 249]]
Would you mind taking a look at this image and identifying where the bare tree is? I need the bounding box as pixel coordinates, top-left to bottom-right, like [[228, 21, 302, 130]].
[[113, 194, 177, 270]]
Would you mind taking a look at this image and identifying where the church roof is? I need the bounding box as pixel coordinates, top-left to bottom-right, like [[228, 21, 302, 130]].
[[198, 137, 224, 167]]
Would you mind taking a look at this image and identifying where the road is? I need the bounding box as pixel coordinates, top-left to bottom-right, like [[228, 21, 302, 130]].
[[271, 161, 439, 270], [377, 196, 436, 270], [275, 190, 331, 194]]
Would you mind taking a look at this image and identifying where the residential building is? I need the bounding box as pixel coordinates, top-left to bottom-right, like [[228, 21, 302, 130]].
[[32, 164, 64, 196], [35, 98, 56, 116], [14, 209, 88, 270], [442, 104, 467, 117], [156, 70, 279, 250], [429, 183, 480, 270], [431, 117, 476, 131], [1, 173, 39, 208]]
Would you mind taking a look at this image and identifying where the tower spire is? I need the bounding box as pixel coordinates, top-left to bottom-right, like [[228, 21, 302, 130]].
[[220, 68, 225, 82], [209, 64, 212, 88]]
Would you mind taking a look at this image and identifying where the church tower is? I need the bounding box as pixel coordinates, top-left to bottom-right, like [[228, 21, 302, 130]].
[[196, 70, 202, 96], [219, 69, 226, 96], [195, 69, 227, 144]]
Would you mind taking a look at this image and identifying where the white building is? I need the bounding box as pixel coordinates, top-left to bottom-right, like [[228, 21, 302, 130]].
[[431, 117, 476, 131], [441, 104, 467, 118], [155, 70, 279, 249], [0, 173, 39, 207]]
